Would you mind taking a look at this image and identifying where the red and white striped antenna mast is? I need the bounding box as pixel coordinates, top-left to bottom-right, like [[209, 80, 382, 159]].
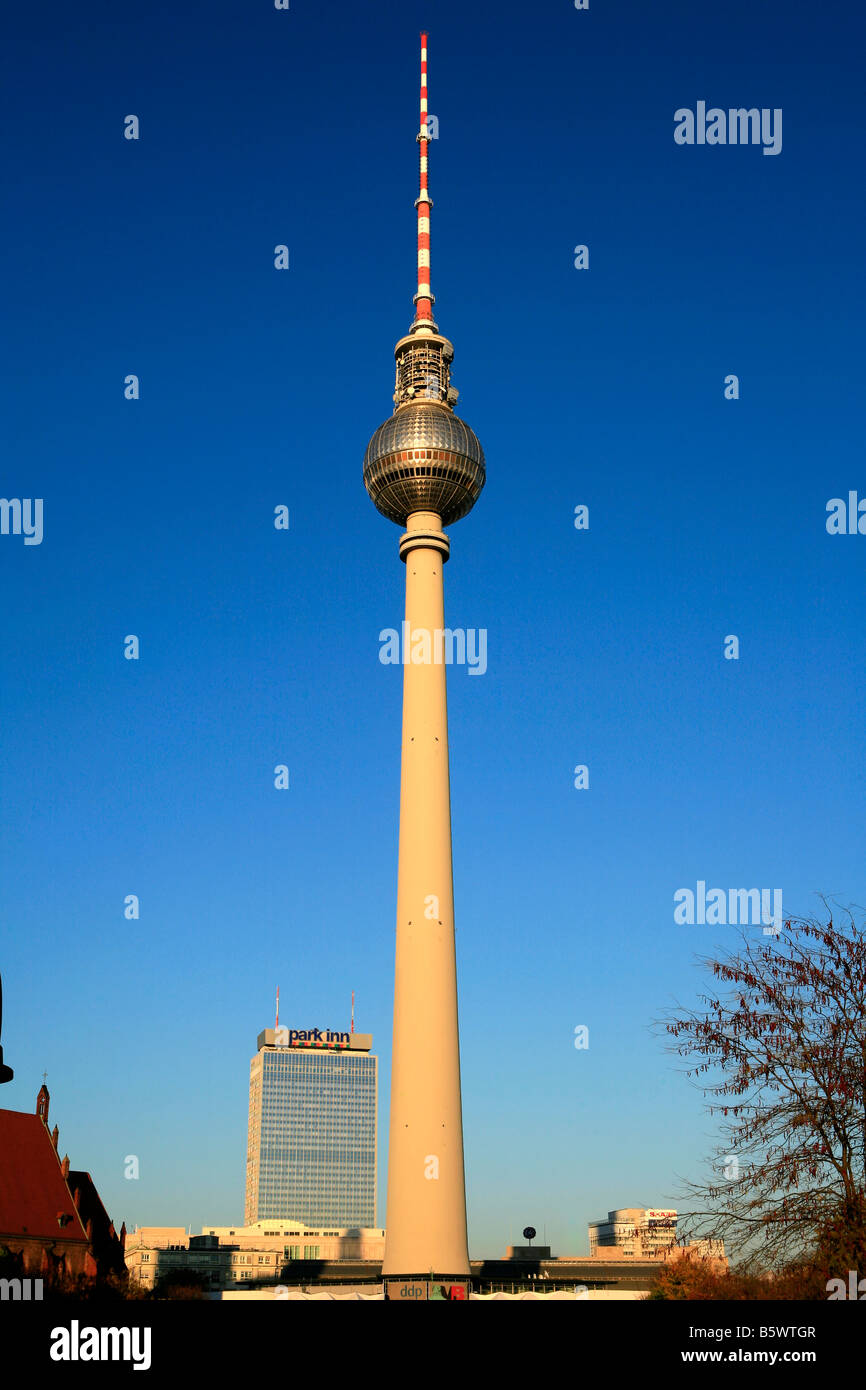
[[413, 31, 435, 330]]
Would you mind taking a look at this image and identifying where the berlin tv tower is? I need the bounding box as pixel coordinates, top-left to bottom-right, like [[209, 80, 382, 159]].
[[363, 32, 485, 1288]]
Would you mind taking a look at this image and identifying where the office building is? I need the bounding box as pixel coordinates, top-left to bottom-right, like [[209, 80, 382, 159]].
[[244, 1025, 376, 1228], [124, 1221, 386, 1293], [588, 1208, 679, 1258], [588, 1208, 726, 1263]]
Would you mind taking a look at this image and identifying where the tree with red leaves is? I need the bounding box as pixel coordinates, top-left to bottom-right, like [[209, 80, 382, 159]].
[[658, 903, 866, 1276]]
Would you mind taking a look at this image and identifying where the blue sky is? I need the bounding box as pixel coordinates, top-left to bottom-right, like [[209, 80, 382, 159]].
[[2, 0, 864, 1257]]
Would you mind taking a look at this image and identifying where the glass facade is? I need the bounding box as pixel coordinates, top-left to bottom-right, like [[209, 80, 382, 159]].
[[246, 1047, 377, 1228]]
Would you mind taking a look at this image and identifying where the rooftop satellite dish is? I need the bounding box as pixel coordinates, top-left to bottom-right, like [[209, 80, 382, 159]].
[[523, 1226, 536, 1244]]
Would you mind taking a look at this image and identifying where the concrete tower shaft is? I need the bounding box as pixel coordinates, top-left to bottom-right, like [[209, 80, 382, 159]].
[[383, 511, 470, 1279]]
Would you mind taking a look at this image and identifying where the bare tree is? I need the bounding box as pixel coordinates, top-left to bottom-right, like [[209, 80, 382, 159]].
[[658, 903, 866, 1272]]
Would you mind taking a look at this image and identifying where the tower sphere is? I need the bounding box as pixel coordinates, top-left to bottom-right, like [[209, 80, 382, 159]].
[[363, 396, 485, 528], [362, 24, 485, 532]]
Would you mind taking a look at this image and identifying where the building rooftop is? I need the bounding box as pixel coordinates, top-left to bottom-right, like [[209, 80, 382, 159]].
[[256, 1027, 373, 1054], [0, 1108, 89, 1245]]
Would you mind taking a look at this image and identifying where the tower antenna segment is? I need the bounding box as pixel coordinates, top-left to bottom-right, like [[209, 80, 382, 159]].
[[275, 986, 279, 1032], [414, 32, 434, 328]]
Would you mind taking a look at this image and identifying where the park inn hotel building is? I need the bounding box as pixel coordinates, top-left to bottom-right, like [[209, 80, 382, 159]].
[[244, 1026, 377, 1229]]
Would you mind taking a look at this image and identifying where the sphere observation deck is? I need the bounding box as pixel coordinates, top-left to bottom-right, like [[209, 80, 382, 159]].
[[363, 330, 486, 528]]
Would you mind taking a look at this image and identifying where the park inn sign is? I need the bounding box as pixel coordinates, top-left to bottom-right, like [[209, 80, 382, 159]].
[[277, 1027, 349, 1047], [256, 1026, 374, 1054]]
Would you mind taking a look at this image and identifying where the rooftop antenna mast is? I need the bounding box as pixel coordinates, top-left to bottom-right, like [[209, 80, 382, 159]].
[[275, 986, 279, 1032], [351, 990, 355, 1035]]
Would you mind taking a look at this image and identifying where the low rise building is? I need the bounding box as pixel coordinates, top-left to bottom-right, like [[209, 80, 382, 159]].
[[124, 1221, 386, 1292], [588, 1207, 678, 1258], [588, 1208, 724, 1262]]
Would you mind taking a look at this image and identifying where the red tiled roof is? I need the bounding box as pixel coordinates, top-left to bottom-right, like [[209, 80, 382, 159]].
[[0, 1109, 88, 1243], [67, 1170, 126, 1273]]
